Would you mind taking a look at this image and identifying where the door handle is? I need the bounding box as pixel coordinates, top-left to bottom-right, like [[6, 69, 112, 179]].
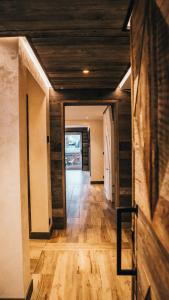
[[116, 206, 138, 276]]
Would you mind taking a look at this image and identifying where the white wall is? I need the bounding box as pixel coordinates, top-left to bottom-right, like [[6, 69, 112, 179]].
[[0, 37, 52, 298], [28, 72, 52, 233], [0, 37, 31, 298], [66, 120, 104, 182]]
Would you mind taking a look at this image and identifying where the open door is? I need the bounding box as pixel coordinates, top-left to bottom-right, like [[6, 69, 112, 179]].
[[103, 105, 115, 203]]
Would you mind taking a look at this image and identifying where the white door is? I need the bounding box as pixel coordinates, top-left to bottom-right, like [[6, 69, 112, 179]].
[[103, 106, 115, 202]]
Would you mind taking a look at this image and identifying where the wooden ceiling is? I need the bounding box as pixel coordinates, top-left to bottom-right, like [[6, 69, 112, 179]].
[[0, 0, 130, 90]]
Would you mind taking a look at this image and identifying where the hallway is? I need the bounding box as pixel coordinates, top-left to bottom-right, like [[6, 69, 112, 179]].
[[0, 1, 169, 299], [30, 171, 131, 299]]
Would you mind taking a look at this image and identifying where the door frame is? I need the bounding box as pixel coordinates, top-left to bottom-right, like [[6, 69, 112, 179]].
[[26, 94, 32, 235], [63, 100, 119, 224]]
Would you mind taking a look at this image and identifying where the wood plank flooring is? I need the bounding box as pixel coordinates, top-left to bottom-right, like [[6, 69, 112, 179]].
[[30, 171, 132, 300]]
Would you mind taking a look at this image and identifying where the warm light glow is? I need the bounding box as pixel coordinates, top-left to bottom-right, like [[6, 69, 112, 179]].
[[118, 67, 131, 89], [20, 37, 52, 89], [127, 15, 131, 30], [83, 69, 90, 75]]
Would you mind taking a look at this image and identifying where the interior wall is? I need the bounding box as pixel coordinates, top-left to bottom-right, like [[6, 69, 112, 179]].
[[19, 37, 52, 235], [49, 89, 66, 229], [118, 100, 132, 221], [131, 0, 169, 298], [0, 37, 52, 297], [28, 72, 52, 234], [19, 40, 32, 295], [46, 90, 53, 230], [0, 37, 31, 298], [66, 119, 104, 182]]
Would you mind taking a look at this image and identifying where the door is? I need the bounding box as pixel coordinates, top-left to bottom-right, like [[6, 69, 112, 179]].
[[65, 132, 82, 170], [103, 106, 115, 202]]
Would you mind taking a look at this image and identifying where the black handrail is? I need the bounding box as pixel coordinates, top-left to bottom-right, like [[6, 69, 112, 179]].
[[117, 206, 138, 276]]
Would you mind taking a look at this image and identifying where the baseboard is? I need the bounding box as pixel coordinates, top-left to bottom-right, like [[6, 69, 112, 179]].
[[90, 180, 104, 184], [52, 217, 65, 229], [30, 226, 53, 239], [0, 279, 33, 300]]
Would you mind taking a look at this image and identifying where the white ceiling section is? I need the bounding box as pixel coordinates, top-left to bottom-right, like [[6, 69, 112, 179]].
[[65, 106, 107, 121]]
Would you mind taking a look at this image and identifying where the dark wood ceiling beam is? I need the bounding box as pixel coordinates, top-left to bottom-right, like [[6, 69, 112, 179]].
[[41, 58, 129, 66], [46, 62, 128, 72], [54, 84, 118, 89], [51, 78, 117, 86], [32, 36, 129, 46], [35, 44, 129, 52], [50, 88, 130, 101], [0, 29, 130, 38], [48, 71, 124, 78]]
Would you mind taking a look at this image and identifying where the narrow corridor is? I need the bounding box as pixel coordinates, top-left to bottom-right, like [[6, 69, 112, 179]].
[[30, 171, 131, 299]]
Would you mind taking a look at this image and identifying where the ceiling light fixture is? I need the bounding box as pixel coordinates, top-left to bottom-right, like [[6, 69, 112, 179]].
[[83, 69, 90, 75]]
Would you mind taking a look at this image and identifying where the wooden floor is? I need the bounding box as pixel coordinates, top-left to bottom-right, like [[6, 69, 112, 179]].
[[30, 171, 132, 300]]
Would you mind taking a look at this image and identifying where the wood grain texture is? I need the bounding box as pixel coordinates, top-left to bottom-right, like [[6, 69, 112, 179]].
[[30, 172, 132, 299], [0, 0, 130, 89], [118, 100, 132, 217], [131, 0, 169, 298], [50, 89, 66, 228]]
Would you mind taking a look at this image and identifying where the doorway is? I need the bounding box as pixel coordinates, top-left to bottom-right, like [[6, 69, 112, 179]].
[[64, 103, 119, 222]]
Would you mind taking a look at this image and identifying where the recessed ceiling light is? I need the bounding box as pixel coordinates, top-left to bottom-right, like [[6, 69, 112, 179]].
[[83, 69, 90, 75]]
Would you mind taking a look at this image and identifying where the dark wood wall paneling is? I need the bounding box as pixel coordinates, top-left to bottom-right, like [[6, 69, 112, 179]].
[[50, 90, 66, 229], [131, 0, 169, 298], [118, 100, 132, 222]]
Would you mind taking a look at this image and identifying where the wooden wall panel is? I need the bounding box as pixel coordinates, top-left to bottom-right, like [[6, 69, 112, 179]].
[[131, 0, 169, 298], [49, 89, 66, 229], [118, 100, 132, 221], [137, 210, 169, 300]]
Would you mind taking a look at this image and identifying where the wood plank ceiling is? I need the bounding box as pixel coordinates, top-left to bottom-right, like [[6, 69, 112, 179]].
[[0, 0, 130, 90]]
